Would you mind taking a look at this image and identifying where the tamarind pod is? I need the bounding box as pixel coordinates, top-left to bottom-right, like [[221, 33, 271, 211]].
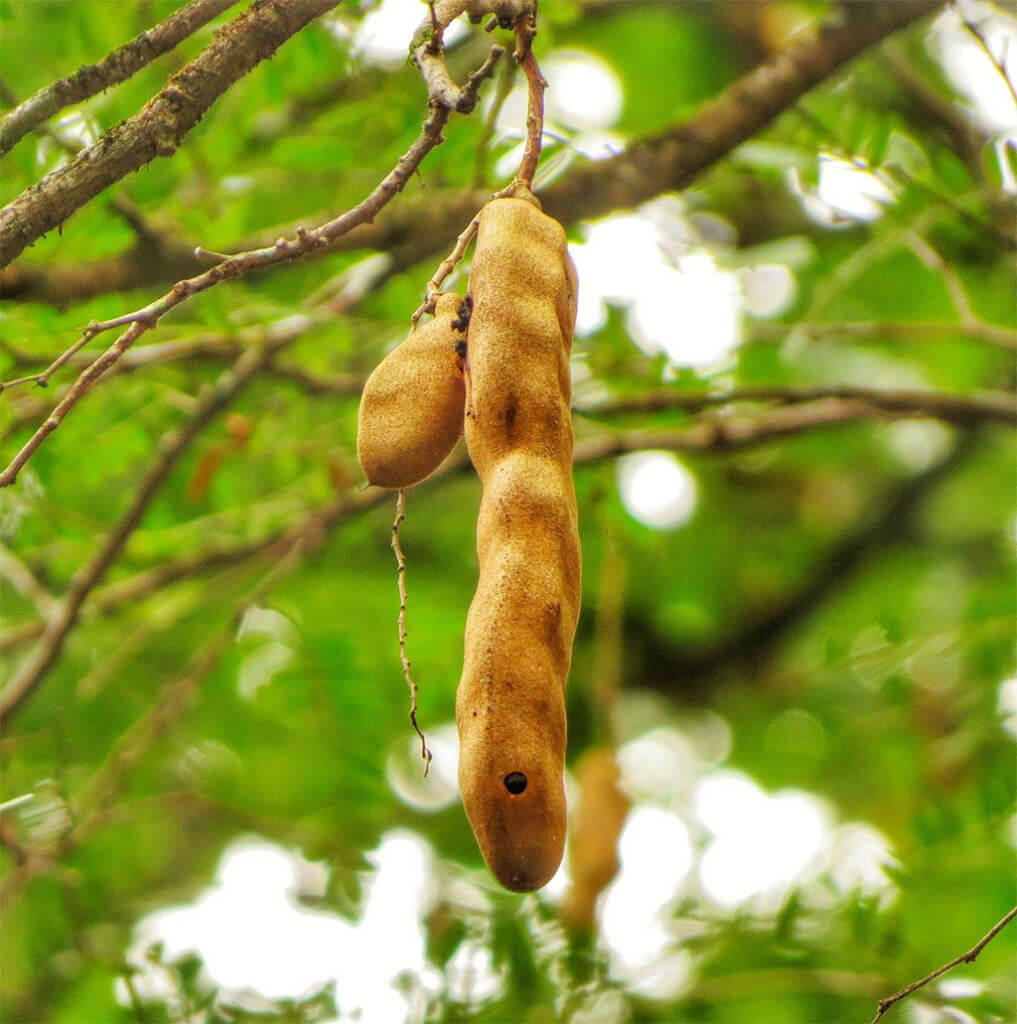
[[457, 194, 580, 892], [356, 291, 467, 489], [562, 746, 630, 932]]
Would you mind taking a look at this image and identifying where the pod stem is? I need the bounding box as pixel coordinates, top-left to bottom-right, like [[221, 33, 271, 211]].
[[411, 215, 481, 326], [513, 12, 546, 191], [392, 489, 433, 774], [411, 7, 544, 326]]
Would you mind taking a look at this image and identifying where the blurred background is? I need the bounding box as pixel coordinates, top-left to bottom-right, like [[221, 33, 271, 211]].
[[1, 1, 1015, 1022]]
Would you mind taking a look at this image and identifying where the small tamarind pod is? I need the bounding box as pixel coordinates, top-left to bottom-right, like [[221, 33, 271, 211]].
[[456, 192, 580, 892], [562, 746, 630, 932], [356, 292, 467, 489]]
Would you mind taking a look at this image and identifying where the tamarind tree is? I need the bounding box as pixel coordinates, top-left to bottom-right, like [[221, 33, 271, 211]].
[[1, 2, 1014, 1022]]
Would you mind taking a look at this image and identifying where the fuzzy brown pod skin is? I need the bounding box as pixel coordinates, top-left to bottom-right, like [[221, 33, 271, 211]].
[[356, 292, 467, 489], [562, 746, 630, 931], [457, 193, 580, 892]]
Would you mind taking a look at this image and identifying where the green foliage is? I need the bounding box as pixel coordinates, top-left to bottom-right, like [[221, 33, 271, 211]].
[[1, 2, 1015, 1024]]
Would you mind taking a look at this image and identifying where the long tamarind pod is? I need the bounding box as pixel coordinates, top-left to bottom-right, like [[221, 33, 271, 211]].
[[562, 746, 630, 931], [357, 291, 467, 489], [457, 193, 580, 892]]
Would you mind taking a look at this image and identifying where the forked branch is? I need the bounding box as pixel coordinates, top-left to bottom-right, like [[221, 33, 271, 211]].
[[0, 45, 504, 487]]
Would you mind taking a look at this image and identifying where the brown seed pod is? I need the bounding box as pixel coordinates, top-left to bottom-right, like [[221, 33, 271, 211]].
[[357, 292, 467, 489], [562, 746, 630, 932], [456, 192, 580, 892]]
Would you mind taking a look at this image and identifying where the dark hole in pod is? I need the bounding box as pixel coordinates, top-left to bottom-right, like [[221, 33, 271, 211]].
[[504, 772, 527, 795]]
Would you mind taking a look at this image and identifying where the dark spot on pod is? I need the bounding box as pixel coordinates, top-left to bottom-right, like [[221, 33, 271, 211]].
[[451, 294, 473, 333], [504, 772, 527, 795]]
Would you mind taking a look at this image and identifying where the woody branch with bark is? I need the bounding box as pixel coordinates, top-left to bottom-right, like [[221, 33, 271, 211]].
[[2, 0, 1000, 728], [0, 0, 953, 490]]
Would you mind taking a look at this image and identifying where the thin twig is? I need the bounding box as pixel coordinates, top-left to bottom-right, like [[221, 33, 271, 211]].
[[871, 905, 1017, 1022], [0, 331, 104, 393], [0, 0, 240, 156], [0, 317, 350, 396], [0, 46, 504, 487], [391, 490, 432, 773], [72, 534, 311, 832], [411, 1, 542, 322], [902, 232, 979, 326], [0, 267, 388, 727], [0, 621, 45, 657], [410, 6, 543, 324]]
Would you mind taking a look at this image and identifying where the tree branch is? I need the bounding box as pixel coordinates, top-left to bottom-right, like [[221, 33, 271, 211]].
[[631, 429, 985, 697], [538, 0, 944, 224], [0, 347, 279, 726], [0, 309, 340, 393], [0, 237, 203, 305], [0, 488, 390, 657], [0, 0, 241, 157], [749, 318, 1017, 351], [580, 386, 1017, 427], [0, 43, 504, 486], [871, 905, 1017, 1022], [70, 532, 315, 838], [572, 397, 969, 462], [0, 537, 278, 655], [0, 267, 386, 726], [1, 0, 944, 304], [6, 390, 1000, 671], [0, 0, 342, 268]]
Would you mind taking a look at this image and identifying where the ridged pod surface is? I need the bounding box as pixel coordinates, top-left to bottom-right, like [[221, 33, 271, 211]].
[[357, 291, 467, 489], [457, 192, 580, 892]]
